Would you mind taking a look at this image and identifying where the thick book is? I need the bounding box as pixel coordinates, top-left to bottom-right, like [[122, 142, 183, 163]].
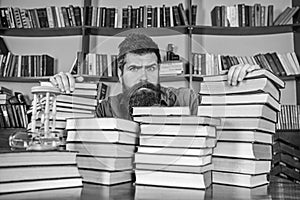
[[55, 94, 97, 106], [140, 124, 216, 137], [0, 165, 81, 183], [132, 106, 191, 116], [202, 69, 284, 89], [212, 157, 271, 175], [66, 118, 139, 133], [200, 93, 280, 112], [76, 155, 132, 171], [135, 163, 213, 174], [40, 81, 97, 90], [78, 168, 132, 185], [135, 170, 212, 189], [200, 78, 281, 101], [0, 178, 83, 194], [66, 143, 135, 157], [66, 130, 137, 144], [213, 142, 272, 160], [212, 184, 268, 200], [217, 130, 273, 144], [134, 153, 212, 166], [0, 151, 77, 167], [140, 135, 216, 148], [135, 184, 208, 200], [137, 145, 212, 157], [219, 118, 275, 133], [198, 104, 277, 123], [274, 131, 300, 149], [134, 115, 221, 126], [212, 171, 268, 188]]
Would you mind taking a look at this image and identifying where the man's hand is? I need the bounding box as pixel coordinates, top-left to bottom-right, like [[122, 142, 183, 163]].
[[49, 72, 83, 94], [227, 64, 261, 86]]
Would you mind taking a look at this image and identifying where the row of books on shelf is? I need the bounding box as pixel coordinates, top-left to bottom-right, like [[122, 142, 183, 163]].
[[191, 51, 300, 76], [73, 52, 118, 77], [211, 4, 300, 27], [0, 87, 29, 128], [277, 104, 300, 130], [0, 3, 197, 29], [0, 52, 55, 78]]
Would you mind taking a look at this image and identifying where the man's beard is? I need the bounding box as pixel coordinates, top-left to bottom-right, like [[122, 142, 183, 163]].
[[124, 81, 162, 115]]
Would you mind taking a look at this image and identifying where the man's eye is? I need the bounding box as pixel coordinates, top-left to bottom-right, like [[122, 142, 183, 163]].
[[147, 66, 157, 72], [128, 67, 139, 71]]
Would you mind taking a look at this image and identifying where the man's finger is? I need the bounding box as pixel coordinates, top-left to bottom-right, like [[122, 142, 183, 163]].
[[59, 72, 70, 93], [54, 74, 65, 92], [66, 72, 75, 92], [246, 64, 260, 72], [227, 65, 238, 85], [237, 64, 250, 82]]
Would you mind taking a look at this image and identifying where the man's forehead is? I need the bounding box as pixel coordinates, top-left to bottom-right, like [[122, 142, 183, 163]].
[[125, 52, 158, 64]]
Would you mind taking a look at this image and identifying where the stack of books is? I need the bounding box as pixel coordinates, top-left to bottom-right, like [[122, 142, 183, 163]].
[[0, 151, 82, 194], [27, 82, 99, 148], [198, 69, 285, 188], [132, 106, 221, 189], [65, 118, 140, 185], [272, 130, 300, 183]]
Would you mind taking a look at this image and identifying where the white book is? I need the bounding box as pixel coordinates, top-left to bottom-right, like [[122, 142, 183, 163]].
[[212, 171, 268, 188], [135, 170, 212, 189], [66, 118, 140, 133], [213, 142, 272, 160], [76, 155, 132, 171], [198, 104, 277, 123], [134, 115, 221, 126], [0, 178, 83, 194], [135, 163, 213, 174], [217, 130, 273, 144], [78, 169, 132, 185], [132, 106, 191, 116], [137, 146, 212, 156], [140, 135, 216, 148], [200, 78, 280, 101], [135, 153, 212, 166], [66, 143, 135, 157], [218, 118, 275, 134], [200, 93, 280, 112], [66, 130, 137, 144], [140, 124, 216, 137], [212, 157, 271, 174]]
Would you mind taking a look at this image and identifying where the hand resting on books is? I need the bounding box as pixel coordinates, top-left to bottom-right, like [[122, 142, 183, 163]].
[[227, 64, 261, 86], [50, 72, 84, 94]]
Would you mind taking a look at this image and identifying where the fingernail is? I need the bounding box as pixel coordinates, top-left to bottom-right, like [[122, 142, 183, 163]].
[[238, 78, 242, 81], [232, 82, 236, 86]]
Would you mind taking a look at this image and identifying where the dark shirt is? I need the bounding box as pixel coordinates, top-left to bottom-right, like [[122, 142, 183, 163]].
[[96, 87, 198, 120]]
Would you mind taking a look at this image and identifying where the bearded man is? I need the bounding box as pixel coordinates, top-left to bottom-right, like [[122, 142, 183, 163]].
[[50, 33, 260, 120]]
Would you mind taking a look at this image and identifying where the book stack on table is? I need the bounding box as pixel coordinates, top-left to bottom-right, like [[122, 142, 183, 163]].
[[133, 106, 221, 189], [271, 130, 300, 183], [0, 151, 83, 194], [198, 69, 285, 188], [65, 118, 140, 185]]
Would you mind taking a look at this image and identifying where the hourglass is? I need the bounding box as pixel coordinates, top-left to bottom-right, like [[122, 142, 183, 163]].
[[9, 86, 62, 151]]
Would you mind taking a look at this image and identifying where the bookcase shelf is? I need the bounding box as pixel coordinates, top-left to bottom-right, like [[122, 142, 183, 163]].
[[0, 76, 51, 82], [192, 24, 297, 35], [87, 26, 189, 36], [0, 27, 83, 37]]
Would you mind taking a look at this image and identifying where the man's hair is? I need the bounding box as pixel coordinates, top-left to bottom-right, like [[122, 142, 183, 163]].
[[118, 33, 161, 74]]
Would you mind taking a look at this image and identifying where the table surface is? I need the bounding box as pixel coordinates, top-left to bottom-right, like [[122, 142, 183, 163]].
[[1, 129, 300, 200], [0, 176, 300, 200]]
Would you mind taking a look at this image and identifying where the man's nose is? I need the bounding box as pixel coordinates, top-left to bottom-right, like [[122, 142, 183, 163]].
[[139, 67, 148, 81]]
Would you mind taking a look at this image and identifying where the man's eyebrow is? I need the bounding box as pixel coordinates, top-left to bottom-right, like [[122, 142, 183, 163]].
[[127, 63, 157, 68]]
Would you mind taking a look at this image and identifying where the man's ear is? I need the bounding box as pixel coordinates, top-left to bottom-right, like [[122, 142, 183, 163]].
[[118, 68, 123, 85]]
